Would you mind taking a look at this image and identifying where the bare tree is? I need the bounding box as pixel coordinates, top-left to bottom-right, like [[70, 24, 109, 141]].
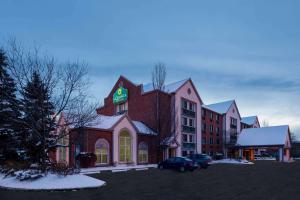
[[151, 62, 169, 160], [4, 39, 99, 169], [152, 62, 166, 90], [262, 120, 269, 127]]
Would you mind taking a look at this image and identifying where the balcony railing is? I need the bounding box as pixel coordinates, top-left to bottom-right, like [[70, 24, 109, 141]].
[[182, 142, 196, 150], [182, 125, 196, 133], [182, 108, 196, 117]]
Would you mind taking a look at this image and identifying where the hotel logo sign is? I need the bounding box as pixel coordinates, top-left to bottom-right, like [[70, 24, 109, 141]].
[[113, 87, 128, 104]]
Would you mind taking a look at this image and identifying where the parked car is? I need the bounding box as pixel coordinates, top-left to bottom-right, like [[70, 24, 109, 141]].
[[187, 154, 212, 169], [158, 157, 198, 172]]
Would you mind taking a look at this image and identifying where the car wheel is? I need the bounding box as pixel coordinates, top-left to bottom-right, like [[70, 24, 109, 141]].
[[179, 166, 185, 172]]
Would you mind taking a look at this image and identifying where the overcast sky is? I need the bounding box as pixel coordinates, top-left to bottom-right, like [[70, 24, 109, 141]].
[[1, 0, 300, 138]]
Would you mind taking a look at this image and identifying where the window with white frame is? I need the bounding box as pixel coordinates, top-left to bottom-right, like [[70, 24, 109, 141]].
[[95, 139, 109, 165], [138, 142, 148, 163], [116, 102, 128, 114]]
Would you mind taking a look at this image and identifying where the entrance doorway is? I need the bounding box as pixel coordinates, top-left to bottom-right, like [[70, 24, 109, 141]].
[[168, 148, 176, 158]]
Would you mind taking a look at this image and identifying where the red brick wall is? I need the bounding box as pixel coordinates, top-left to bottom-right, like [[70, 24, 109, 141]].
[[137, 135, 158, 164], [97, 76, 172, 152], [69, 128, 113, 167], [201, 107, 224, 156]]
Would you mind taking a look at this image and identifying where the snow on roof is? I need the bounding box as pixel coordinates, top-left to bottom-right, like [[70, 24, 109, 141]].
[[237, 125, 289, 147], [86, 115, 124, 129], [203, 100, 235, 114], [241, 116, 257, 125], [132, 121, 157, 135], [84, 115, 157, 135], [143, 79, 189, 93]]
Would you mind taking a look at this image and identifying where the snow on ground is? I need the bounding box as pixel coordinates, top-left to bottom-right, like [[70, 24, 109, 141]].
[[255, 157, 276, 161], [210, 159, 254, 165], [0, 173, 105, 191], [80, 164, 157, 174]]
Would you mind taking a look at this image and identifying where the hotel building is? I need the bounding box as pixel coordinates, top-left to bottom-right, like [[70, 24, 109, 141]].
[[67, 76, 203, 167], [53, 76, 292, 166]]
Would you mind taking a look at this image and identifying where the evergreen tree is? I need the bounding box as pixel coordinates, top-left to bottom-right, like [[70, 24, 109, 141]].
[[22, 71, 56, 167], [0, 49, 21, 161]]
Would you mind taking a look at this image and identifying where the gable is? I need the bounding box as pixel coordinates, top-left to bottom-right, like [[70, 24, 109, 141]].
[[175, 79, 203, 105]]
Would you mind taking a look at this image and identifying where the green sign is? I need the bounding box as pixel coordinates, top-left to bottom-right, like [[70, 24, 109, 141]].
[[113, 87, 128, 104]]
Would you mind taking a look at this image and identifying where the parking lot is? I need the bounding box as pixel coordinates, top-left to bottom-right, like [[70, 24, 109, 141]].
[[1, 161, 299, 200]]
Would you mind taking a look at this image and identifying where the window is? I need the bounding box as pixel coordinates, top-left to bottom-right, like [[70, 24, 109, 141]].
[[210, 112, 213, 120], [230, 117, 237, 127], [138, 142, 148, 163], [116, 102, 128, 114], [216, 139, 220, 144], [209, 138, 214, 144], [182, 151, 188, 156], [182, 134, 188, 142], [202, 123, 207, 131], [216, 127, 220, 134], [216, 115, 219, 121], [182, 117, 194, 127], [182, 117, 188, 126], [209, 125, 213, 133], [189, 118, 194, 127], [58, 136, 68, 162], [119, 131, 132, 163], [95, 139, 109, 165], [202, 109, 206, 117], [189, 102, 195, 111], [182, 100, 188, 109], [202, 137, 206, 144], [189, 135, 194, 143], [182, 99, 195, 111]]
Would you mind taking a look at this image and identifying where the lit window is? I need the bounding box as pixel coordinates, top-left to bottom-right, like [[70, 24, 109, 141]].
[[119, 131, 132, 163]]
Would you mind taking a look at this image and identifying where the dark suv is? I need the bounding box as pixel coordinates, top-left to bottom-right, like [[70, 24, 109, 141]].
[[158, 157, 198, 172], [187, 154, 212, 169]]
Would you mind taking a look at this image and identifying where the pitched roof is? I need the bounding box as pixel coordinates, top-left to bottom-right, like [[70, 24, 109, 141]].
[[237, 125, 290, 147], [85, 114, 124, 130], [241, 116, 258, 126], [142, 79, 189, 93], [84, 114, 157, 135], [203, 100, 235, 114], [132, 121, 157, 135]]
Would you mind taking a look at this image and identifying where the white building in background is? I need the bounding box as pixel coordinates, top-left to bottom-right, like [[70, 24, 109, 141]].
[[241, 116, 260, 130], [203, 100, 242, 157], [236, 125, 292, 162]]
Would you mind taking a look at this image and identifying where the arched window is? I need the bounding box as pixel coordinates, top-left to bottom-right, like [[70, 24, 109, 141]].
[[138, 142, 148, 163], [95, 139, 109, 165], [119, 131, 132, 163]]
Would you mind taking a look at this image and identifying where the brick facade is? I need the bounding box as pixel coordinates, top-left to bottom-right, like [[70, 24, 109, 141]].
[[201, 107, 224, 157]]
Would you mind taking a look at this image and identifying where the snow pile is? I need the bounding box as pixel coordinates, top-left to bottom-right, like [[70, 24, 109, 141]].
[[210, 159, 254, 165], [0, 173, 105, 190], [80, 164, 157, 174]]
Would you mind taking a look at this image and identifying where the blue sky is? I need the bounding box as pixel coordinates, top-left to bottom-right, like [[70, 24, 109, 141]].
[[1, 0, 300, 138]]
